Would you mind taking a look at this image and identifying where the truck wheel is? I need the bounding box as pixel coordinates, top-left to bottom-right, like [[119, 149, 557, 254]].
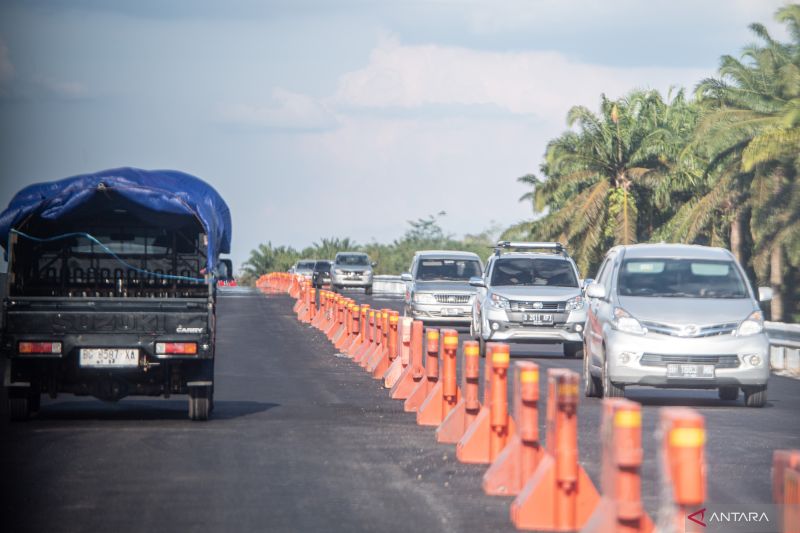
[[744, 386, 767, 408], [189, 388, 211, 421], [365, 285, 373, 296], [718, 386, 739, 401], [564, 342, 583, 358], [8, 397, 31, 422]]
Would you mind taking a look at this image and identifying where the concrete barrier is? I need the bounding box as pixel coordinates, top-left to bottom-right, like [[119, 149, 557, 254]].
[[766, 321, 800, 375], [372, 275, 406, 296]]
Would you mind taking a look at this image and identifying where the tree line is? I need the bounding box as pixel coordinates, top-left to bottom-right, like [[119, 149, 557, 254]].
[[243, 5, 799, 321], [239, 214, 502, 285], [504, 4, 799, 321]]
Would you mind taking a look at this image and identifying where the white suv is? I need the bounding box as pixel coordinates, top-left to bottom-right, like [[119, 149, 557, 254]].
[[470, 242, 587, 358]]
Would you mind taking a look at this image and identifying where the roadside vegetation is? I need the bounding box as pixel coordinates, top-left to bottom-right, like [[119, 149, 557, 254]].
[[243, 5, 799, 321]]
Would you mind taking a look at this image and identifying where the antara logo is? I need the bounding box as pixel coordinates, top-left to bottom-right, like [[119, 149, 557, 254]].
[[688, 508, 706, 527], [688, 507, 771, 528]]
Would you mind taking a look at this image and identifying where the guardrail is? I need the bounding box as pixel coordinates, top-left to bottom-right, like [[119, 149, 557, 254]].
[[372, 275, 406, 296], [766, 321, 800, 375]]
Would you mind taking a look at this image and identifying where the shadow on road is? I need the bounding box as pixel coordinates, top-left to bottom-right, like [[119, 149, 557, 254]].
[[623, 388, 773, 409], [22, 399, 280, 421]]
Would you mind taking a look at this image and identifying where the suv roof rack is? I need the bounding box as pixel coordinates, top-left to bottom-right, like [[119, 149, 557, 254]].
[[492, 241, 569, 257]]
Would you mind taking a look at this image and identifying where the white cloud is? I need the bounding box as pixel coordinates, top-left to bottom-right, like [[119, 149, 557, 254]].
[[335, 37, 709, 125], [218, 88, 339, 131]]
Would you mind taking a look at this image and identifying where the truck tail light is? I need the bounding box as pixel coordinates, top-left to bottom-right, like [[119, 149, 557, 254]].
[[19, 341, 62, 354], [155, 342, 198, 355]]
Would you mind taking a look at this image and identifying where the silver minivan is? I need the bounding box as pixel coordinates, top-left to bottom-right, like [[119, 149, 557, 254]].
[[584, 244, 772, 406]]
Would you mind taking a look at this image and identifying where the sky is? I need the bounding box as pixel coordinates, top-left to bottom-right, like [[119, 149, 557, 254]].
[[0, 0, 791, 270]]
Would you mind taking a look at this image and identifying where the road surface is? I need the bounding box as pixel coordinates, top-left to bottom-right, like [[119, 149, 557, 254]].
[[1, 288, 798, 532]]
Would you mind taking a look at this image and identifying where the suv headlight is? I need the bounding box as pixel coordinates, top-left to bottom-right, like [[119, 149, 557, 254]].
[[565, 295, 584, 311], [413, 292, 436, 304], [736, 311, 764, 336], [611, 307, 647, 335], [490, 293, 510, 310], [334, 268, 344, 275]]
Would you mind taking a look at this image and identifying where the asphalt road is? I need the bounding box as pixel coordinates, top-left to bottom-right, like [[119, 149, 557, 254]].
[[1, 288, 799, 533], [349, 291, 800, 514]]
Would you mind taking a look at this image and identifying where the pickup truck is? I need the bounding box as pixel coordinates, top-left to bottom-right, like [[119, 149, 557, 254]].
[[0, 167, 232, 421]]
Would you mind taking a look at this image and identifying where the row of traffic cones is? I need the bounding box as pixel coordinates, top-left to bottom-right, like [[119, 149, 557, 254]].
[[264, 275, 724, 532]]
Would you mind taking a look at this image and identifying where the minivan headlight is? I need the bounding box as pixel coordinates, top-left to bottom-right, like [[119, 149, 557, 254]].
[[413, 292, 436, 304], [736, 311, 764, 336], [565, 295, 584, 311], [611, 307, 647, 335], [490, 293, 510, 309]]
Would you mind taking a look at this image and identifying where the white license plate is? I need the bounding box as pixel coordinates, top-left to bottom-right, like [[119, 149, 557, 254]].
[[80, 348, 139, 368], [442, 308, 463, 316], [523, 313, 553, 325], [667, 363, 714, 379]]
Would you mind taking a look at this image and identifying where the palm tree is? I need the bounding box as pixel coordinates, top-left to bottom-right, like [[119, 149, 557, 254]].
[[515, 89, 698, 274], [669, 4, 800, 319]]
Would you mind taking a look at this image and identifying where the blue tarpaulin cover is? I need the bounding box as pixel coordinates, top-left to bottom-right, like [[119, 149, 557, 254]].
[[0, 167, 232, 270]]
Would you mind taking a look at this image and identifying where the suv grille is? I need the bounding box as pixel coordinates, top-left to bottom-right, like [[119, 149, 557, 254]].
[[640, 354, 740, 368], [509, 300, 564, 312], [434, 294, 471, 304]]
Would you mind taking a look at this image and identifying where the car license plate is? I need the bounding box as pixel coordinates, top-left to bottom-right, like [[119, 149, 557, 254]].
[[666, 363, 714, 379], [442, 307, 463, 316], [523, 313, 553, 325], [80, 348, 139, 368]]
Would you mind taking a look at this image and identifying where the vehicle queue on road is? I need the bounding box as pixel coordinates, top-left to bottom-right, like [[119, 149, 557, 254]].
[[294, 240, 773, 407]]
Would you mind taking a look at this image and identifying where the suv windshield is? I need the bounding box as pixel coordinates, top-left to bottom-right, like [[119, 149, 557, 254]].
[[336, 254, 369, 266], [618, 258, 748, 298], [416, 259, 481, 281], [314, 261, 331, 272], [490, 257, 578, 287]]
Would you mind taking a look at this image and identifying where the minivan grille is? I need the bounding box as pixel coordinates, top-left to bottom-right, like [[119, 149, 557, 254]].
[[640, 354, 740, 368], [640, 321, 738, 338], [434, 294, 471, 304]]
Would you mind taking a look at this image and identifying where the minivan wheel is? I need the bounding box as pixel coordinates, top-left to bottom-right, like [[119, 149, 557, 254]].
[[564, 342, 583, 358], [743, 385, 767, 407], [718, 386, 739, 401], [602, 357, 624, 398], [583, 348, 601, 398], [478, 335, 486, 358], [365, 285, 373, 296], [8, 397, 31, 422]]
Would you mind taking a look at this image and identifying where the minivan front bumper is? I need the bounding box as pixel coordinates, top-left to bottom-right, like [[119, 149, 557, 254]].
[[604, 329, 770, 388]]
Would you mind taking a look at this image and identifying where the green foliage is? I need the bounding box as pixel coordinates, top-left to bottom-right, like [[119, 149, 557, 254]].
[[240, 213, 499, 284], [511, 4, 800, 320]]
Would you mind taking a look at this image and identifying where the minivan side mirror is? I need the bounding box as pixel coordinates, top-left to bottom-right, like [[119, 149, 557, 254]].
[[400, 273, 413, 282], [581, 278, 594, 291], [585, 283, 606, 300], [469, 276, 486, 288], [371, 261, 378, 267], [758, 287, 773, 302]]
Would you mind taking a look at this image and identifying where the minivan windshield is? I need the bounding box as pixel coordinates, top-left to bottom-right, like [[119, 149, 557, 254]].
[[336, 254, 369, 266], [617, 258, 748, 298], [416, 259, 481, 281], [297, 261, 316, 270], [490, 258, 578, 287]]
